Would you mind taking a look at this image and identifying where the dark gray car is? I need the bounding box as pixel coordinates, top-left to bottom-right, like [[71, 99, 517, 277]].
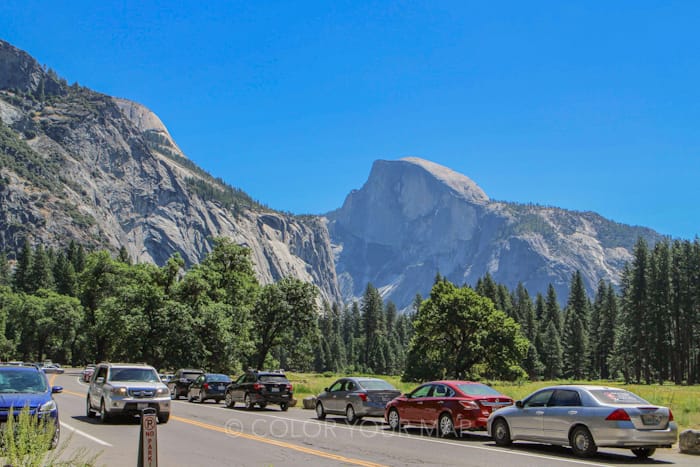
[[315, 377, 401, 424]]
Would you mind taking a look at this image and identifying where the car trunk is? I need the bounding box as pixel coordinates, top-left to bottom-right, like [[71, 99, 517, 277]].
[[629, 407, 672, 430], [474, 396, 513, 415]]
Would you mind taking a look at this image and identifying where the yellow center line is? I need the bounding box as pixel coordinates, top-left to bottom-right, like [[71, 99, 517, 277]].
[[62, 389, 86, 398], [172, 415, 388, 467]]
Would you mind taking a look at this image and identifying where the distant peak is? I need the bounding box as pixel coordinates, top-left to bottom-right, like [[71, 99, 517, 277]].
[[399, 157, 489, 203]]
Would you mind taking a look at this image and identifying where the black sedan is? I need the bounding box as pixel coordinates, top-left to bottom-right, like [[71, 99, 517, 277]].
[[187, 373, 232, 403]]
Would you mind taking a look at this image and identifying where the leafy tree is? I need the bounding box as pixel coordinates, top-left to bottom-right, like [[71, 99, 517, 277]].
[[404, 279, 527, 381]]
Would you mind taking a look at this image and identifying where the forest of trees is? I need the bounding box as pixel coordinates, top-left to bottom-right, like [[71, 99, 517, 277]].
[[0, 236, 698, 384]]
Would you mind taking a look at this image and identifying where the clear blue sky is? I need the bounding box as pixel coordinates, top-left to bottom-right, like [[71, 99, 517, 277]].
[[2, 1, 698, 239]]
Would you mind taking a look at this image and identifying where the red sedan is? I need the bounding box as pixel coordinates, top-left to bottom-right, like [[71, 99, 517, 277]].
[[385, 380, 513, 437]]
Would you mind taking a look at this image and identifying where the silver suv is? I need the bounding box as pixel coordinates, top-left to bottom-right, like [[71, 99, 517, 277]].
[[86, 362, 171, 423]]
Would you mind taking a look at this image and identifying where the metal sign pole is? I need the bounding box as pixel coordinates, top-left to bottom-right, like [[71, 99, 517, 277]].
[[137, 408, 158, 467]]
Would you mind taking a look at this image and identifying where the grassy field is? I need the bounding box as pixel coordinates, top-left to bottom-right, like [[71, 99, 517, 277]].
[[287, 373, 700, 431]]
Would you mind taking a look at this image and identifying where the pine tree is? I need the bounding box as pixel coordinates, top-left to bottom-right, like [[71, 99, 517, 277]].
[[28, 244, 54, 293], [541, 321, 563, 379], [12, 239, 32, 293], [361, 284, 386, 373], [544, 284, 562, 334], [648, 241, 671, 383], [0, 252, 10, 286], [53, 252, 77, 296], [562, 271, 590, 379]]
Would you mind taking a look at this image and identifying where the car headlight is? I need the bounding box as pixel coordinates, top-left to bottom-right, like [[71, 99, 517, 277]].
[[39, 399, 57, 413], [111, 386, 128, 396], [156, 387, 169, 396]]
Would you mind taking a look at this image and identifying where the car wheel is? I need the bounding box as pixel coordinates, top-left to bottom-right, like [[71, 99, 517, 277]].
[[280, 402, 289, 412], [631, 447, 655, 459], [315, 402, 326, 420], [188, 391, 194, 402], [492, 418, 512, 446], [258, 402, 267, 409], [346, 405, 358, 424], [570, 426, 597, 457], [158, 412, 170, 424], [225, 391, 235, 408], [387, 408, 401, 431], [199, 393, 206, 403], [244, 393, 255, 410], [438, 413, 455, 437], [99, 399, 111, 423], [49, 422, 60, 450], [86, 396, 96, 418]]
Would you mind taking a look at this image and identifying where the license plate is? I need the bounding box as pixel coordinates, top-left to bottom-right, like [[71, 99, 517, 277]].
[[137, 403, 148, 410], [271, 387, 280, 392], [641, 414, 661, 425], [218, 385, 225, 390]]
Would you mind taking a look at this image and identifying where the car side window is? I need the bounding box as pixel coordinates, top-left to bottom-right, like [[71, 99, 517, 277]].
[[236, 374, 246, 385], [346, 381, 356, 391], [433, 384, 454, 397], [95, 366, 107, 382], [246, 373, 256, 383], [329, 381, 344, 392], [524, 389, 554, 408], [410, 384, 433, 398], [551, 389, 581, 407]]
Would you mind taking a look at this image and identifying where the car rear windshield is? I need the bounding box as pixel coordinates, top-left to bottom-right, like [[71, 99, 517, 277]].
[[207, 374, 231, 382], [182, 372, 202, 380], [358, 380, 395, 390], [456, 383, 503, 397], [590, 389, 649, 405], [0, 370, 48, 393], [259, 374, 288, 383], [109, 368, 160, 382]]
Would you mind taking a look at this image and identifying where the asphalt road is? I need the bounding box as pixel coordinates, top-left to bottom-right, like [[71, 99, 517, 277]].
[[47, 370, 697, 467]]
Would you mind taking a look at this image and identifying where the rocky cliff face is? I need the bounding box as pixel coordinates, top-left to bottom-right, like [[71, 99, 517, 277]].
[[326, 157, 664, 308], [0, 39, 341, 304]]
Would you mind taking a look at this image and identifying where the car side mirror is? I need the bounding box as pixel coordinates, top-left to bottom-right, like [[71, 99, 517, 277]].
[[52, 386, 63, 394], [515, 400, 523, 408], [95, 376, 105, 384], [323, 387, 329, 392]]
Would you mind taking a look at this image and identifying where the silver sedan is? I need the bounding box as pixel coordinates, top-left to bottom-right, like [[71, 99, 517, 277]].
[[315, 377, 401, 424], [487, 385, 677, 459]]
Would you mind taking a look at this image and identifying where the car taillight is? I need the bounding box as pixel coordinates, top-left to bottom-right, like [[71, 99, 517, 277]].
[[459, 400, 479, 410], [253, 383, 263, 391], [203, 383, 209, 390], [606, 408, 631, 421], [669, 409, 674, 421], [358, 393, 368, 402], [287, 383, 293, 392]]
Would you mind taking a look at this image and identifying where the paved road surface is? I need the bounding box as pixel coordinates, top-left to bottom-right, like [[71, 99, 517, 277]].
[[48, 370, 697, 466]]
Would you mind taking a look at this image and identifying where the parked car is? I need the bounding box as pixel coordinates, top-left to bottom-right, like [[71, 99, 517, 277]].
[[82, 364, 96, 382], [315, 377, 401, 423], [168, 368, 204, 400], [0, 365, 62, 449], [86, 362, 171, 423], [187, 373, 232, 403], [487, 385, 678, 459], [159, 373, 174, 384], [385, 380, 513, 437], [41, 363, 64, 374], [225, 370, 293, 411]]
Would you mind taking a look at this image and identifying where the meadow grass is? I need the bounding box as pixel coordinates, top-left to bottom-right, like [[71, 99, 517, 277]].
[[287, 373, 700, 431]]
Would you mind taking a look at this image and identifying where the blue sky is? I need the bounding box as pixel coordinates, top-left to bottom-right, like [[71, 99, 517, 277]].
[[1, 1, 698, 238]]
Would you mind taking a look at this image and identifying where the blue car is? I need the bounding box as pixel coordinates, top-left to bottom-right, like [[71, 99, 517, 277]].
[[0, 365, 63, 449]]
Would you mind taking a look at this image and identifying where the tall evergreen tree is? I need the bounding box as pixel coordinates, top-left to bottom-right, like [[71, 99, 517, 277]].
[[541, 320, 563, 379], [12, 239, 32, 293], [53, 252, 77, 296], [562, 271, 590, 379], [361, 283, 387, 373], [0, 253, 10, 286], [544, 284, 562, 334], [28, 244, 54, 293]]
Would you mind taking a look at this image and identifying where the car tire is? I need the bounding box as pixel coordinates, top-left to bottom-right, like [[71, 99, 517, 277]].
[[492, 418, 512, 446], [244, 393, 255, 410], [387, 408, 401, 431], [188, 392, 194, 402], [99, 399, 111, 423], [570, 426, 597, 457], [438, 413, 455, 437], [49, 423, 60, 450], [346, 405, 358, 424], [158, 412, 170, 424], [86, 396, 96, 418], [280, 402, 289, 412], [199, 393, 206, 403], [258, 402, 267, 409], [631, 447, 655, 459], [225, 391, 235, 408], [315, 402, 326, 420]]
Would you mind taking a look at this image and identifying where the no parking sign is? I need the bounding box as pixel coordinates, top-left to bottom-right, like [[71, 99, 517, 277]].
[[138, 408, 158, 467]]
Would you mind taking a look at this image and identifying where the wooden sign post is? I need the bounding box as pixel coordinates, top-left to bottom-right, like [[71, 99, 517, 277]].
[[138, 408, 158, 467]]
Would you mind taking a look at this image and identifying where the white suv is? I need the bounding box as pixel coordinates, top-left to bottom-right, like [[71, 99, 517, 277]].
[[86, 363, 171, 423]]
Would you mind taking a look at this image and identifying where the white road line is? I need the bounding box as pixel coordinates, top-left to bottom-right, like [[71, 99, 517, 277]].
[[177, 403, 607, 467], [61, 422, 113, 447]]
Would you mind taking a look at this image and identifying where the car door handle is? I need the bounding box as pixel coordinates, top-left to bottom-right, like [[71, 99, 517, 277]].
[[417, 401, 423, 405], [536, 411, 544, 415], [438, 401, 444, 404], [568, 410, 578, 415]]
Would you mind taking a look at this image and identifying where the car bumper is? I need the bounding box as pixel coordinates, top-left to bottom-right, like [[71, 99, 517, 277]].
[[592, 422, 678, 448], [107, 397, 170, 416], [250, 393, 292, 404], [355, 401, 390, 418]]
